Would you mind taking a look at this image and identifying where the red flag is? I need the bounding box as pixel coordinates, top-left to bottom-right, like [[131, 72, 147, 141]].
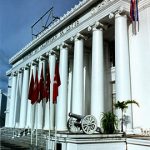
[[53, 62, 61, 104], [38, 64, 46, 102], [130, 0, 139, 34], [45, 63, 50, 102], [32, 69, 39, 104], [28, 70, 34, 103]]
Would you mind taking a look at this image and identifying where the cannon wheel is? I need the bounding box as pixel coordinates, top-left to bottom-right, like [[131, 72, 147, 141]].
[[81, 115, 97, 134], [67, 117, 81, 133]]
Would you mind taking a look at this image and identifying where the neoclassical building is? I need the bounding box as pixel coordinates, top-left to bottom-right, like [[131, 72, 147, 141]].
[[5, 0, 150, 149]]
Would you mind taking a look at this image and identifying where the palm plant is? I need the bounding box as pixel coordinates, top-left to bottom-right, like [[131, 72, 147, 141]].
[[114, 100, 139, 132], [101, 112, 118, 134]]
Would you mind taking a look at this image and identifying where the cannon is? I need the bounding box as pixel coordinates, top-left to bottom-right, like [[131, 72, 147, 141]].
[[67, 112, 98, 134]]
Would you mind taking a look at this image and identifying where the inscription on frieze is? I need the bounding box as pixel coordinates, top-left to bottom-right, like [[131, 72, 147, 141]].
[[23, 20, 79, 61], [91, 0, 115, 16]]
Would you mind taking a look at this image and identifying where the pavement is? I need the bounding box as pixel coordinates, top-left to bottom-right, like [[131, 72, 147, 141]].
[[0, 127, 46, 150]]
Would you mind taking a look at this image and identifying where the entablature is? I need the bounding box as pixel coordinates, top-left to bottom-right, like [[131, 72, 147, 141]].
[[8, 0, 130, 73], [8, 0, 150, 74]]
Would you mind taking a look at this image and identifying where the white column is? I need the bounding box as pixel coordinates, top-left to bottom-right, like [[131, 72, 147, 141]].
[[49, 54, 56, 130], [91, 24, 104, 126], [14, 69, 23, 128], [67, 58, 73, 118], [72, 34, 84, 115], [9, 73, 17, 127], [115, 13, 132, 127], [5, 76, 12, 127], [37, 58, 45, 129], [44, 60, 50, 130], [19, 66, 30, 128], [56, 44, 68, 131], [26, 63, 36, 129], [115, 13, 131, 101]]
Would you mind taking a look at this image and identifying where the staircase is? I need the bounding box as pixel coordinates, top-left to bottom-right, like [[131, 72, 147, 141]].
[[0, 127, 48, 149]]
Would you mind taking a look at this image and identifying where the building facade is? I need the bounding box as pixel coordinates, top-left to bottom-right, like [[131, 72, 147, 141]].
[[5, 0, 150, 149]]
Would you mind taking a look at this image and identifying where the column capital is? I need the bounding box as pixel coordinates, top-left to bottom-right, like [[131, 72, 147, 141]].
[[88, 21, 107, 32], [39, 55, 47, 61], [116, 6, 126, 15], [70, 33, 87, 41], [109, 12, 115, 19], [70, 36, 74, 42], [95, 21, 105, 29], [48, 50, 60, 62], [36, 57, 39, 62], [75, 33, 87, 40], [46, 52, 49, 56], [22, 65, 29, 70], [45, 50, 55, 57], [15, 70, 19, 74], [31, 60, 38, 66], [36, 56, 47, 63], [49, 50, 59, 57], [115, 12, 127, 19], [61, 42, 71, 49], [26, 63, 32, 67], [56, 45, 60, 50], [109, 7, 128, 19], [11, 71, 17, 76], [19, 68, 23, 73]]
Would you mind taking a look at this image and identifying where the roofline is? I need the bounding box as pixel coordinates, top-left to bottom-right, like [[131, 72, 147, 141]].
[[9, 0, 99, 64]]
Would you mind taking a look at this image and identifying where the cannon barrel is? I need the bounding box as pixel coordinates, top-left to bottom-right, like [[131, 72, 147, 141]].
[[68, 112, 84, 120]]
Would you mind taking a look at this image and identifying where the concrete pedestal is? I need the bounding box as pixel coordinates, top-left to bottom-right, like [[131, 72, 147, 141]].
[[46, 133, 125, 150]]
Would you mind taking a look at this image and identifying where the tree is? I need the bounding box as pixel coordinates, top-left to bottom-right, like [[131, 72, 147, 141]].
[[114, 100, 139, 132]]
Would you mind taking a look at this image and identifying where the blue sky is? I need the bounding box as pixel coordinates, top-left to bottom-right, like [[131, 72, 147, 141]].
[[0, 0, 80, 93]]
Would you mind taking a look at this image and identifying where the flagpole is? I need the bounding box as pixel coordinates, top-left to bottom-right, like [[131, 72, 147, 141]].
[[28, 66, 39, 148], [48, 99, 52, 150], [48, 73, 53, 150], [31, 128, 32, 145], [28, 69, 35, 147], [30, 104, 34, 146], [35, 104, 38, 147], [46, 57, 52, 150], [54, 103, 57, 150], [53, 61, 60, 150], [49, 100, 51, 141]]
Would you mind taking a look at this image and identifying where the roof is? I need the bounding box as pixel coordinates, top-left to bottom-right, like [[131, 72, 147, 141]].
[[9, 0, 101, 65]]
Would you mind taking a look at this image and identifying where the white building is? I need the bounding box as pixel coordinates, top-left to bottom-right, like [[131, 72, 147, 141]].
[[5, 0, 150, 149]]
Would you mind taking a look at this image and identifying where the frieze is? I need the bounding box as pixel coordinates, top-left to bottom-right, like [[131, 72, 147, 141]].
[[22, 20, 79, 61]]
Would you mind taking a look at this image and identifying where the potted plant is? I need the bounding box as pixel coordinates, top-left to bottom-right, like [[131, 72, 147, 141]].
[[101, 111, 118, 134], [114, 100, 139, 132]]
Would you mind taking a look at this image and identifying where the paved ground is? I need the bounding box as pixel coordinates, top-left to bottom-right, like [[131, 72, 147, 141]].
[[1, 141, 30, 149], [0, 127, 46, 150], [0, 140, 46, 150]]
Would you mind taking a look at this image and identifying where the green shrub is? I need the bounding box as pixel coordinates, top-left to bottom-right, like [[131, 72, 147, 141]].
[[101, 112, 118, 134]]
